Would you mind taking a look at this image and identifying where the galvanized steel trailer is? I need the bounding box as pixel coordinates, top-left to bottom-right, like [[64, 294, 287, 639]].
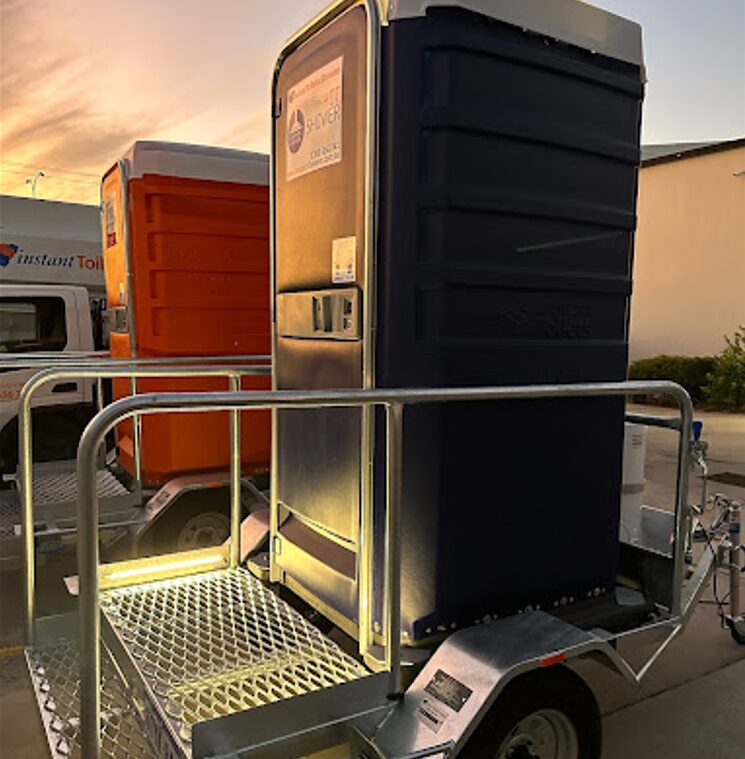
[[19, 379, 744, 759]]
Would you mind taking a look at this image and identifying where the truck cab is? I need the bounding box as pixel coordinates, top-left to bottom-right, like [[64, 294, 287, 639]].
[[0, 284, 96, 474]]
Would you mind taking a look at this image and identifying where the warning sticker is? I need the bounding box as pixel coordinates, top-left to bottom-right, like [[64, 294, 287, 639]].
[[286, 56, 343, 181], [416, 696, 449, 734], [332, 236, 356, 283]]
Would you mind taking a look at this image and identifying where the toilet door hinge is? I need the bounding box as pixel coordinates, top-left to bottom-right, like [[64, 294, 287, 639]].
[[272, 535, 282, 556]]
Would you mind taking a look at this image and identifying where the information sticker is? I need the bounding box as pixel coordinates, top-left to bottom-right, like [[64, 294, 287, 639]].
[[103, 196, 117, 248], [424, 669, 473, 712], [332, 236, 356, 283], [416, 697, 449, 734], [286, 56, 343, 181]]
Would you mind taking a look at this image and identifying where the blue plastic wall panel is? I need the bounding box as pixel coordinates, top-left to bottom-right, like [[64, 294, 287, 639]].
[[373, 8, 644, 639]]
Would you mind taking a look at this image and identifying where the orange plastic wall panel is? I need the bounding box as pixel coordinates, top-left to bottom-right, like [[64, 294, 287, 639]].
[[102, 168, 136, 468], [106, 172, 271, 486]]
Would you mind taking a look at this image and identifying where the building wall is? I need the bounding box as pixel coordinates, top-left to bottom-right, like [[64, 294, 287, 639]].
[[629, 146, 745, 360]]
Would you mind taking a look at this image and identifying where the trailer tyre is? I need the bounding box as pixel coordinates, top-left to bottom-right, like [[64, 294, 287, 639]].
[[144, 486, 236, 555], [176, 510, 231, 552], [727, 618, 745, 645], [459, 666, 601, 759]]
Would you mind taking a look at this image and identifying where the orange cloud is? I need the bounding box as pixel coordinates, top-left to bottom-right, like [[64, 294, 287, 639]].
[[1, 0, 327, 204], [1, 0, 178, 202]]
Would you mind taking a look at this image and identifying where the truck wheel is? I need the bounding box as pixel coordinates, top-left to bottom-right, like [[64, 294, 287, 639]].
[[459, 667, 601, 759]]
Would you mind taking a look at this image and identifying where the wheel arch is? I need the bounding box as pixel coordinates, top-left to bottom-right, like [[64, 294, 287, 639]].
[[358, 610, 634, 758]]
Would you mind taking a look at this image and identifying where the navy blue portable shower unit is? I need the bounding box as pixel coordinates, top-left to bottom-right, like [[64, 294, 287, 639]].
[[272, 0, 645, 643]]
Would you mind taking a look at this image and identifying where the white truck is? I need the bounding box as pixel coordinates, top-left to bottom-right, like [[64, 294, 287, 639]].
[[0, 194, 105, 475]]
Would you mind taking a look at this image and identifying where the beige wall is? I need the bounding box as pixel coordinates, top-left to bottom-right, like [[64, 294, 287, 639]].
[[629, 145, 745, 360]]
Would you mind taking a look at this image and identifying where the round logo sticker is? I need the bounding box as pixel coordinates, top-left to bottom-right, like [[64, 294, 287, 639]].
[[287, 109, 305, 154]]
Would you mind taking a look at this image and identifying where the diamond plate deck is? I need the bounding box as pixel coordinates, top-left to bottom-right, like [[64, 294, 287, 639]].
[[25, 638, 157, 759], [0, 489, 19, 540], [101, 568, 369, 754], [33, 467, 129, 507], [1, 466, 140, 543]]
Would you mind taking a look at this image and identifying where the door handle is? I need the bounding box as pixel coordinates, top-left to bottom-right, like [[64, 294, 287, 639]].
[[52, 382, 78, 394]]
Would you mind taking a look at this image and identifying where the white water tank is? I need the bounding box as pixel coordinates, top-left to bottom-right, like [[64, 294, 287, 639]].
[[620, 422, 647, 543]]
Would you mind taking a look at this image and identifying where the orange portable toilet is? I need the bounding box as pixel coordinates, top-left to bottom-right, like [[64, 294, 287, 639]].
[[101, 141, 271, 487]]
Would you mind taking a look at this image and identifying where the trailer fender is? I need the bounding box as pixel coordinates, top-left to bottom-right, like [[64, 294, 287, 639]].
[[132, 473, 268, 555], [359, 610, 634, 758]]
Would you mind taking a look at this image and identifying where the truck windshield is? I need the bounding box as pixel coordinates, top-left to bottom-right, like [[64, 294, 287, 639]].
[[0, 297, 67, 353]]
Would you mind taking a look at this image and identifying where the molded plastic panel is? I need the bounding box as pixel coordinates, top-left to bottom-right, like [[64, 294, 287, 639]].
[[274, 6, 369, 551], [274, 5, 644, 641], [102, 165, 271, 486]]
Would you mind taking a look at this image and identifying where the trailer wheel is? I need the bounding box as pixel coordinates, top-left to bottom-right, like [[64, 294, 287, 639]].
[[727, 618, 745, 645], [144, 486, 235, 555], [459, 667, 601, 759], [176, 511, 231, 551]]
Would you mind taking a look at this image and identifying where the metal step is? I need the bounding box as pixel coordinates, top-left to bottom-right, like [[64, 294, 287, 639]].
[[99, 567, 369, 756], [0, 488, 19, 541], [1, 462, 143, 544], [33, 464, 130, 507], [0, 489, 24, 569], [26, 637, 157, 759]]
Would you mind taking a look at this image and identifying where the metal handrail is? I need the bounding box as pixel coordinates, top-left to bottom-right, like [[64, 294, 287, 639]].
[[0, 351, 109, 361], [18, 361, 271, 642], [74, 379, 692, 759], [1, 353, 270, 368]]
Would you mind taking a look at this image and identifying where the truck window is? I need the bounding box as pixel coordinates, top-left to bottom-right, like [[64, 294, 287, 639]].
[[0, 297, 67, 353]]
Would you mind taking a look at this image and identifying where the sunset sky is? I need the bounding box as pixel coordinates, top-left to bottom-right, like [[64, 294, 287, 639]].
[[1, 0, 743, 205]]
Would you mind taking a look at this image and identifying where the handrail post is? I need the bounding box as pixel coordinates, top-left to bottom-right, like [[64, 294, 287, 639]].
[[77, 418, 104, 759], [385, 402, 403, 697], [20, 390, 35, 644], [96, 378, 104, 415], [96, 378, 106, 468], [130, 376, 142, 483], [671, 393, 693, 618], [729, 500, 741, 624], [229, 373, 242, 568]]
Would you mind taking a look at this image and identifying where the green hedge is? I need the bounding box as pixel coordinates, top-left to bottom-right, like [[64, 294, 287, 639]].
[[628, 355, 716, 404], [704, 327, 745, 411]]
